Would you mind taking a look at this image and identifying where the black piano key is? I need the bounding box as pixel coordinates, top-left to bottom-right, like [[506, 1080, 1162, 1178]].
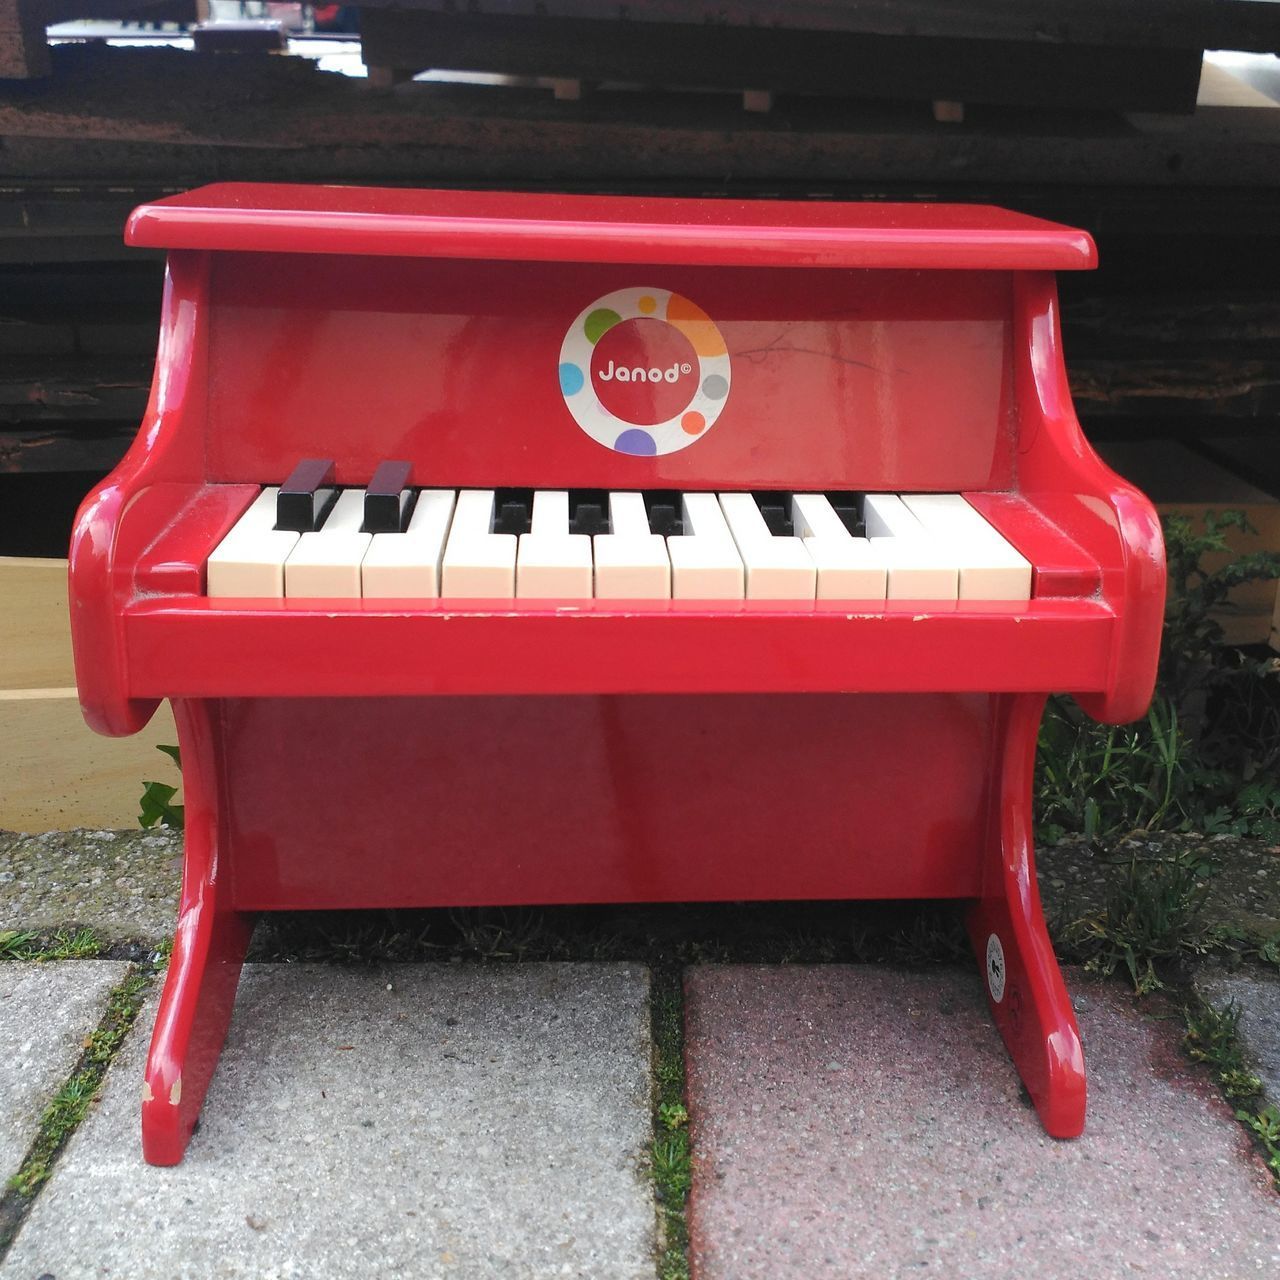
[[363, 460, 414, 533], [569, 489, 611, 536], [827, 491, 865, 538], [276, 458, 337, 532], [643, 490, 684, 538], [753, 491, 795, 539], [492, 488, 533, 536]]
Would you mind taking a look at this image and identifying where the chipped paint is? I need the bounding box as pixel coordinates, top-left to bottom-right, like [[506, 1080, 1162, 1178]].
[[141, 1079, 154, 1103], [169, 1075, 181, 1106]]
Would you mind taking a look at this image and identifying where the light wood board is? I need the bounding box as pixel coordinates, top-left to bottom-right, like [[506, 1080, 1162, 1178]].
[[0, 556, 75, 689], [0, 688, 178, 832]]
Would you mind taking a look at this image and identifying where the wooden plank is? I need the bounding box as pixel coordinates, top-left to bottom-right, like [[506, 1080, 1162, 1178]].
[[0, 354, 152, 420], [358, 9, 1205, 112], [0, 424, 137, 472], [0, 687, 178, 832], [353, 1, 1280, 53], [0, 555, 74, 689], [0, 0, 50, 79], [5, 46, 1280, 190], [1069, 357, 1280, 420]]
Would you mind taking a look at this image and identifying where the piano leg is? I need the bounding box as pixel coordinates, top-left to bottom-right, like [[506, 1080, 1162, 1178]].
[[966, 692, 1087, 1139], [142, 699, 256, 1166]]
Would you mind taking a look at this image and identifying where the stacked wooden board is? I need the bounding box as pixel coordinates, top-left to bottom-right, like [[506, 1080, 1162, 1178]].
[[0, 555, 176, 831]]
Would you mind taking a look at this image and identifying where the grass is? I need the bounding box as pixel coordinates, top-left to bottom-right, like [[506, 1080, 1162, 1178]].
[[1057, 848, 1216, 994], [650, 970, 691, 1280], [0, 928, 102, 962]]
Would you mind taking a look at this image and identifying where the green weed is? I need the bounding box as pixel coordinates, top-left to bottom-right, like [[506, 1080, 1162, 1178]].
[[1060, 849, 1214, 993], [138, 743, 184, 830], [1237, 1106, 1280, 1185], [0, 928, 101, 962], [650, 971, 690, 1280], [1037, 510, 1280, 845], [1184, 1002, 1263, 1099]]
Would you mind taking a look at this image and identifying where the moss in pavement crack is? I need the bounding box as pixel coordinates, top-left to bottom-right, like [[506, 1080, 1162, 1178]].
[[650, 966, 691, 1280]]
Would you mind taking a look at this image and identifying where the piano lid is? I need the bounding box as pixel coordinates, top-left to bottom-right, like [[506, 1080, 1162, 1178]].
[[124, 183, 1097, 271]]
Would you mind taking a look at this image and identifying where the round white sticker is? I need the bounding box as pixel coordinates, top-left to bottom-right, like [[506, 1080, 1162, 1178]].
[[558, 286, 731, 457], [985, 933, 1007, 1004]]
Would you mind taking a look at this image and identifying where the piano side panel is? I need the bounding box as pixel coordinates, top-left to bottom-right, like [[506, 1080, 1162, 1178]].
[[203, 257, 1015, 493], [220, 693, 993, 909]]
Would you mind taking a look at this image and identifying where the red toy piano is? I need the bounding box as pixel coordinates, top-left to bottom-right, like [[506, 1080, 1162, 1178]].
[[69, 184, 1164, 1165]]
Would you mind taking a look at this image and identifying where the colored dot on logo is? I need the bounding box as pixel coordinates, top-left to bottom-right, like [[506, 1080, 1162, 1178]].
[[638, 295, 657, 314], [615, 428, 658, 456], [681, 411, 706, 435], [584, 308, 623, 345], [559, 363, 584, 395]]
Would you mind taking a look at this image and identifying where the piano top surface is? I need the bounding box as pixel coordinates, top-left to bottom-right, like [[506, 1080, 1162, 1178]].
[[125, 183, 1097, 271]]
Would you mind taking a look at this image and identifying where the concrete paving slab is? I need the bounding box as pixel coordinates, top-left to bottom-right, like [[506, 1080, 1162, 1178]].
[[1195, 963, 1280, 1102], [0, 828, 181, 945], [0, 961, 130, 1181], [686, 965, 1280, 1280], [3, 962, 655, 1280]]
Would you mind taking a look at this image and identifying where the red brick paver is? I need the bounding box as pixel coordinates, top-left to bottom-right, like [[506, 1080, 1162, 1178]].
[[686, 966, 1280, 1279]]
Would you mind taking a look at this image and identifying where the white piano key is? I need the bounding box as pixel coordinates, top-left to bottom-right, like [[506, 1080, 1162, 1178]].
[[718, 492, 815, 600], [861, 492, 926, 541], [876, 540, 960, 600], [790, 494, 887, 601], [284, 488, 371, 598], [860, 492, 958, 600], [207, 488, 299, 598], [517, 489, 593, 599], [899, 493, 1031, 601], [667, 492, 744, 600], [441, 489, 517, 598], [593, 491, 670, 599], [361, 489, 457, 598]]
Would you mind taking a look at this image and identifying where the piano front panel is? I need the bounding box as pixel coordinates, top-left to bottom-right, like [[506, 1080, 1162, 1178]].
[[223, 692, 994, 909], [205, 255, 1015, 494]]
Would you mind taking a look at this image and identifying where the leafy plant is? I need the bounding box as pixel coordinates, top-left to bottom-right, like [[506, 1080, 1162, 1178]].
[[1037, 509, 1280, 843], [138, 743, 184, 829], [1037, 695, 1190, 843], [1237, 1105, 1280, 1185], [1184, 1001, 1262, 1099]]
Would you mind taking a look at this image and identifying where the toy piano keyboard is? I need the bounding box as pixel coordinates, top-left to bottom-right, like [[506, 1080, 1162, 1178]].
[[69, 185, 1165, 1164]]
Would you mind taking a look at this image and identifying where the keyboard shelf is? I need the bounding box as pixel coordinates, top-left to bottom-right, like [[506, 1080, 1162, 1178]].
[[123, 596, 1113, 698]]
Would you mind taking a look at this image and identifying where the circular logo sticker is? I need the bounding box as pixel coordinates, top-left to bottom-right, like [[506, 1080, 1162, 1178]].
[[559, 287, 731, 456], [985, 933, 1007, 1004]]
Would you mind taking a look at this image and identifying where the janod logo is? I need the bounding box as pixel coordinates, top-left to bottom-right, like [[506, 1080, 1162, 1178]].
[[559, 288, 731, 456], [596, 359, 692, 384]]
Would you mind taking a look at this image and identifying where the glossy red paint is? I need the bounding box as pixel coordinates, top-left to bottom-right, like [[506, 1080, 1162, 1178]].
[[69, 186, 1161, 1162], [125, 183, 1098, 270]]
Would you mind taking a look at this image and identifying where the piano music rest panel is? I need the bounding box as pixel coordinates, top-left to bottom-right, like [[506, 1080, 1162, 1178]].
[[68, 184, 1164, 1164]]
